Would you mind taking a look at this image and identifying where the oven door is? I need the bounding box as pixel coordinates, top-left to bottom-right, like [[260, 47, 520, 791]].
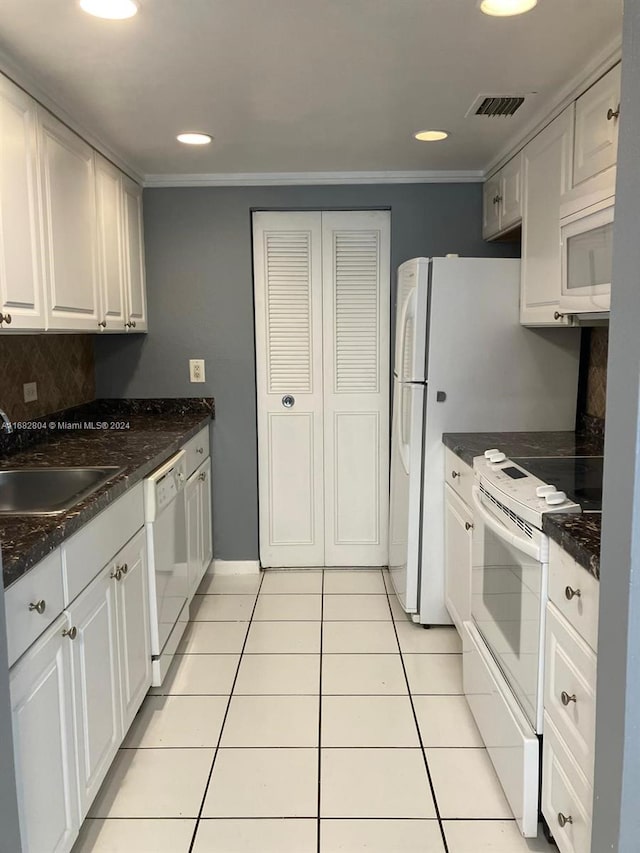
[[471, 486, 547, 731]]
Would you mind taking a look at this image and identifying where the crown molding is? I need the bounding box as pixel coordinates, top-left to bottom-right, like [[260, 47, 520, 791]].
[[0, 46, 144, 185], [143, 169, 484, 188], [484, 34, 623, 178]]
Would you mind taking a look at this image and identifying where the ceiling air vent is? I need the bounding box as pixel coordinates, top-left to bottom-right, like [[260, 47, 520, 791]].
[[465, 94, 528, 118]]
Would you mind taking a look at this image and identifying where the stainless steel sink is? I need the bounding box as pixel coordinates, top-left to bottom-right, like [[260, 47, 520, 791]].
[[0, 467, 122, 516]]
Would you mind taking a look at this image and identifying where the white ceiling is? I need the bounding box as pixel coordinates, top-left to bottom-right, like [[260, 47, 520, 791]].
[[0, 0, 623, 179]]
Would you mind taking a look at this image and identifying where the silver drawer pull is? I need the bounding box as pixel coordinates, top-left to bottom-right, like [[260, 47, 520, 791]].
[[111, 568, 122, 582], [465, 522, 474, 531], [451, 471, 460, 479], [561, 691, 577, 706], [28, 600, 46, 615], [558, 812, 573, 828], [565, 586, 581, 601], [62, 626, 77, 640]]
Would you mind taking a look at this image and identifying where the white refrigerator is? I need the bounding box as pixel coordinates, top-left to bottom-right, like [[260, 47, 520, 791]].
[[388, 257, 581, 624]]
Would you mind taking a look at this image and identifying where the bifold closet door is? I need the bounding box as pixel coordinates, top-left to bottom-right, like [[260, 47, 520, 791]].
[[253, 212, 325, 567], [253, 210, 390, 568], [322, 211, 390, 566]]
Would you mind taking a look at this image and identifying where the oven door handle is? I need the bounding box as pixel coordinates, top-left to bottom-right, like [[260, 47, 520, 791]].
[[472, 487, 543, 562]]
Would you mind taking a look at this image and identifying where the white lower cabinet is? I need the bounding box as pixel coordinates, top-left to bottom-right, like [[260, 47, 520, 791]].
[[443, 482, 473, 632], [9, 527, 151, 853], [10, 613, 80, 853], [115, 530, 152, 731], [68, 565, 121, 817], [187, 457, 213, 600]]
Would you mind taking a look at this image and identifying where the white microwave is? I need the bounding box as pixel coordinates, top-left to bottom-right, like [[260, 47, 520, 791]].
[[559, 196, 614, 315]]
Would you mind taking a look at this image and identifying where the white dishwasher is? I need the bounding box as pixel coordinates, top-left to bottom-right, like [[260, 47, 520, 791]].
[[144, 450, 189, 686]]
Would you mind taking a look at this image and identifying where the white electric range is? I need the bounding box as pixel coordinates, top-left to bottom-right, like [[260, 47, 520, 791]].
[[463, 449, 603, 837]]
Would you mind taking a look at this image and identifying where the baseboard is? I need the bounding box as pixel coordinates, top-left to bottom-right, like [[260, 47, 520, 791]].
[[209, 560, 261, 576]]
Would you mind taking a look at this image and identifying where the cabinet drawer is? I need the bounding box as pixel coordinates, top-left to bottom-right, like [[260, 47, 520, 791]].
[[545, 603, 597, 784], [444, 447, 473, 507], [5, 549, 64, 668], [184, 425, 210, 478], [548, 539, 599, 652], [62, 482, 144, 604], [542, 712, 592, 853]]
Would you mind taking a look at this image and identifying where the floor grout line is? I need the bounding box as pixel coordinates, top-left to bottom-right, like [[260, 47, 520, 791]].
[[186, 571, 266, 853], [383, 579, 451, 853], [316, 569, 324, 853]]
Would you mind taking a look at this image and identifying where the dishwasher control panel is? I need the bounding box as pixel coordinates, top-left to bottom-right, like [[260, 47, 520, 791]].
[[144, 450, 186, 521]]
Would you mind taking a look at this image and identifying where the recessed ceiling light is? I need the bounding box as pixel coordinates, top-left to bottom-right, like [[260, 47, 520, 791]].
[[414, 130, 449, 142], [79, 0, 139, 19], [479, 0, 538, 16], [177, 132, 213, 145]]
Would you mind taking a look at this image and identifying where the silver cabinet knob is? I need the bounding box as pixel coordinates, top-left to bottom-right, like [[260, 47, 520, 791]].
[[124, 320, 137, 329], [565, 586, 581, 601], [111, 568, 122, 582], [554, 311, 565, 321], [558, 812, 573, 828], [98, 320, 107, 328], [199, 471, 207, 481], [607, 105, 620, 121], [451, 471, 460, 479], [120, 563, 129, 575], [465, 522, 474, 531], [29, 600, 46, 615], [62, 626, 77, 640], [0, 312, 12, 324], [561, 691, 577, 706], [196, 447, 204, 455], [282, 395, 295, 408]]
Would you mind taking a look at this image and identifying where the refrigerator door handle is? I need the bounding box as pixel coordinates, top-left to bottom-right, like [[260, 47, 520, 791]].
[[398, 382, 410, 475], [397, 287, 416, 382]]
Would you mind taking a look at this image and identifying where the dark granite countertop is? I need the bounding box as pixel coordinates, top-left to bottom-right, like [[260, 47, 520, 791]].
[[443, 429, 604, 580], [442, 431, 604, 468], [543, 513, 601, 581], [1, 398, 214, 590]]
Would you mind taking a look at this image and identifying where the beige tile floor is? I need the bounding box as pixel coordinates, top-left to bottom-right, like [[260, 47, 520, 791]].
[[73, 569, 550, 852]]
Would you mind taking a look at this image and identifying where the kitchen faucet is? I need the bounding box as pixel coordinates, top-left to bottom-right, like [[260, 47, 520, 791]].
[[0, 407, 13, 434]]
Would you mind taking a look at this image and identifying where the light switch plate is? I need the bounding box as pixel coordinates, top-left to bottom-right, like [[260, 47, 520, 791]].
[[23, 382, 38, 403], [189, 359, 205, 383]]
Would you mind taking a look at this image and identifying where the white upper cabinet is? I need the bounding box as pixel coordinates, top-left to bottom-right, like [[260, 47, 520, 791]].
[[520, 106, 575, 326], [483, 153, 523, 239], [38, 107, 100, 330], [95, 153, 126, 331], [0, 75, 46, 331], [573, 63, 621, 188], [122, 175, 147, 332]]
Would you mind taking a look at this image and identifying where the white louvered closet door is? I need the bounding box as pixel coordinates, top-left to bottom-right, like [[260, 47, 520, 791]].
[[322, 211, 390, 566], [253, 212, 325, 566], [253, 210, 390, 568]]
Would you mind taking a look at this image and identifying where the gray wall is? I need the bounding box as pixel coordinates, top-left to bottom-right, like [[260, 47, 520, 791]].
[[591, 0, 640, 849], [94, 183, 519, 560]]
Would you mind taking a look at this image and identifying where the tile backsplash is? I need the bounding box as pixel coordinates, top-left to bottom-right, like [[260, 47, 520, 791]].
[[585, 327, 608, 420], [0, 335, 95, 423]]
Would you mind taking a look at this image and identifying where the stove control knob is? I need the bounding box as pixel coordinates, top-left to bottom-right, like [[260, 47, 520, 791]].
[[545, 491, 567, 506], [484, 449, 500, 459], [488, 452, 507, 464], [536, 485, 556, 497]]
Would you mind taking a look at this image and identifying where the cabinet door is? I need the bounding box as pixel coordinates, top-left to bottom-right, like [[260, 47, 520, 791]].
[[186, 470, 202, 600], [38, 108, 100, 330], [199, 457, 213, 580], [482, 173, 502, 239], [444, 483, 472, 633], [121, 175, 147, 332], [520, 106, 574, 326], [574, 64, 621, 187], [95, 154, 126, 331], [67, 565, 121, 817], [500, 152, 523, 231], [114, 529, 152, 731], [0, 76, 46, 331], [10, 613, 80, 853]]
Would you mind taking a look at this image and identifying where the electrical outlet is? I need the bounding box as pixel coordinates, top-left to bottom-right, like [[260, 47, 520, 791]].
[[23, 382, 38, 403], [189, 359, 205, 383]]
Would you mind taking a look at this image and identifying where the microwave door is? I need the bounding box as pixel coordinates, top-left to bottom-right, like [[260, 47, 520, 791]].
[[560, 200, 614, 313]]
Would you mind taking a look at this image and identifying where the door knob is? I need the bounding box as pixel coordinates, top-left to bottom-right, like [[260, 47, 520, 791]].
[[282, 395, 295, 408]]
